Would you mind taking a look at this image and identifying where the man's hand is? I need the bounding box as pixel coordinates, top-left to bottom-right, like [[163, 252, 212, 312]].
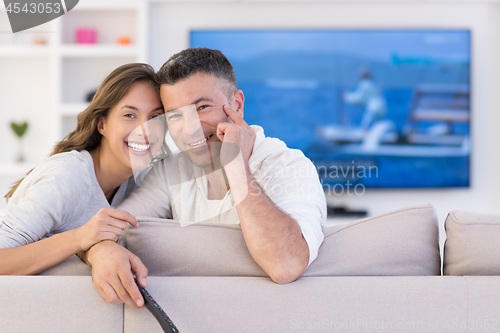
[[216, 105, 256, 167], [215, 105, 310, 283], [85, 240, 147, 309]]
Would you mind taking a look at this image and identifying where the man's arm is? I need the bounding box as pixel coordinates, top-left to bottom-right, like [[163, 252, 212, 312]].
[[218, 105, 322, 284], [227, 160, 309, 284], [118, 160, 172, 218]]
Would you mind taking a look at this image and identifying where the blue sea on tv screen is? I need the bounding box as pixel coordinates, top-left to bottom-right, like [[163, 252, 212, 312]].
[[190, 30, 471, 188]]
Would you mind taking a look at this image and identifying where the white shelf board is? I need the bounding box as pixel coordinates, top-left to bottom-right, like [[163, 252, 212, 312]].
[[60, 45, 139, 57], [0, 46, 51, 57], [73, 2, 143, 10], [0, 163, 35, 176], [60, 103, 90, 116]]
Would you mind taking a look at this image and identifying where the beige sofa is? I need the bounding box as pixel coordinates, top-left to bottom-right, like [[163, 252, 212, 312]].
[[2, 204, 500, 333]]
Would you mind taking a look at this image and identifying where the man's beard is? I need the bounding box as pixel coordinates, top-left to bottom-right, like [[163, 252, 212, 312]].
[[183, 141, 223, 172], [183, 141, 241, 173]]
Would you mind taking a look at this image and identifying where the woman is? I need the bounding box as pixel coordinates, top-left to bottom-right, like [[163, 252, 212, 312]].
[[0, 63, 165, 275]]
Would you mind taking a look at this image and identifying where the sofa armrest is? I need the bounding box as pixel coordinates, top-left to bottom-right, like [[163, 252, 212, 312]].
[[0, 276, 122, 333]]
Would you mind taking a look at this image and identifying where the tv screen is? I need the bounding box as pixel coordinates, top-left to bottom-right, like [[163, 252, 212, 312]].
[[190, 29, 471, 190]]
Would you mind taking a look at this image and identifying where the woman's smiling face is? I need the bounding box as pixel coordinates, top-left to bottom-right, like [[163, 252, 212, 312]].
[[99, 80, 164, 173]]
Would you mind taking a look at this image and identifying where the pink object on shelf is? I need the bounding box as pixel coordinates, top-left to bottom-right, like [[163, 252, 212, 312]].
[[76, 28, 97, 44]]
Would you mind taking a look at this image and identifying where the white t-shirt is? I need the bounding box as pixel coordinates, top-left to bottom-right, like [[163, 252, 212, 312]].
[[119, 126, 326, 265]]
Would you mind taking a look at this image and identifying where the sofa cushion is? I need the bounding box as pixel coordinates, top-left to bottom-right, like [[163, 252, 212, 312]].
[[123, 276, 468, 333], [305, 203, 440, 276], [444, 210, 500, 275], [126, 219, 266, 276], [0, 276, 123, 333], [38, 254, 92, 276], [126, 203, 440, 277]]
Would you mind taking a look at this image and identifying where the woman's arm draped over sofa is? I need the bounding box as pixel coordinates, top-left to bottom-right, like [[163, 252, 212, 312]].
[[0, 153, 138, 275]]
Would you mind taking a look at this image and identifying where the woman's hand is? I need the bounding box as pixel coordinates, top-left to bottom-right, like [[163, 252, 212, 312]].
[[75, 208, 138, 251]]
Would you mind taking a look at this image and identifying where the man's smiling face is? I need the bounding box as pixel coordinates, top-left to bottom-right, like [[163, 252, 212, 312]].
[[160, 72, 235, 168]]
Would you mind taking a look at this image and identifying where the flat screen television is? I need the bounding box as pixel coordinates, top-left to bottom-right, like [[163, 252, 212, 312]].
[[190, 29, 471, 189]]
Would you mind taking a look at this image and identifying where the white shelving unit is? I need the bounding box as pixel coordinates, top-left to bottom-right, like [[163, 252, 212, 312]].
[[55, 1, 147, 139], [0, 7, 54, 205], [59, 102, 90, 116], [59, 45, 140, 57], [0, 46, 51, 57], [0, 1, 147, 203]]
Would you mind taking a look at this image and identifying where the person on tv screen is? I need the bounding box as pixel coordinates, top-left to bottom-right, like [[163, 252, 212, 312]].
[[82, 48, 327, 309], [343, 68, 387, 130]]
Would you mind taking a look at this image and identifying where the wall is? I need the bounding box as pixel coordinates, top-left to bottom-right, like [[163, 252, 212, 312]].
[[149, 1, 500, 247], [0, 10, 54, 210], [1, 1, 499, 245], [0, 8, 54, 166]]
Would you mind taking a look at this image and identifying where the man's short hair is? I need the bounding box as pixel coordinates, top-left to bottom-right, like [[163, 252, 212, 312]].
[[156, 48, 237, 100]]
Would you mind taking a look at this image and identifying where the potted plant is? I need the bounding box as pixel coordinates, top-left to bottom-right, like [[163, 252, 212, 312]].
[[10, 121, 29, 163]]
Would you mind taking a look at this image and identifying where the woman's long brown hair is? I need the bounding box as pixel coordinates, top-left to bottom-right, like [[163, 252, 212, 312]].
[[5, 63, 158, 201]]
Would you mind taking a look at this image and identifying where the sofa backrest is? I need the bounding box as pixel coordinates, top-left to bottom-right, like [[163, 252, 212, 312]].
[[37, 204, 441, 277], [444, 210, 500, 275], [38, 253, 91, 276], [305, 203, 441, 276], [124, 203, 441, 277]]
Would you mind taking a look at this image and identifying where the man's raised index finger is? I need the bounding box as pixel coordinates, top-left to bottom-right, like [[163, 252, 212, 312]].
[[223, 104, 246, 126]]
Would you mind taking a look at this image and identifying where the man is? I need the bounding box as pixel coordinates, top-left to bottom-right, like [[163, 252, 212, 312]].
[[343, 68, 387, 130], [84, 48, 326, 309]]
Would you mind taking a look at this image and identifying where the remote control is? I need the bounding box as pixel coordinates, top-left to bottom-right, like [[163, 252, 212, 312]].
[[135, 278, 180, 333]]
